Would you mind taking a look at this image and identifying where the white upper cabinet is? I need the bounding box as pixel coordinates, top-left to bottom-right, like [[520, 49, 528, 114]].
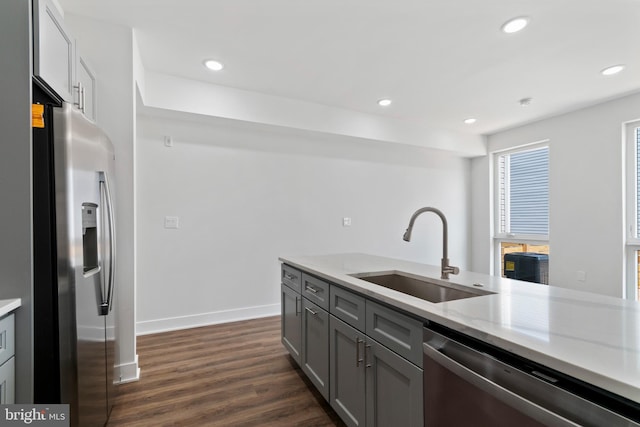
[[76, 53, 97, 121], [33, 0, 75, 102], [33, 0, 98, 121]]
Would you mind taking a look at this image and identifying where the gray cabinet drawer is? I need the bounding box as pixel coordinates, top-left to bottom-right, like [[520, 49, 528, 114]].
[[302, 273, 329, 311], [365, 301, 423, 367], [330, 285, 366, 332], [282, 264, 302, 292], [0, 356, 15, 404], [0, 314, 15, 367]]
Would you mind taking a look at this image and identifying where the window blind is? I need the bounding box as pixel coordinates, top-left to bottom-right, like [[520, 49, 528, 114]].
[[500, 146, 549, 235]]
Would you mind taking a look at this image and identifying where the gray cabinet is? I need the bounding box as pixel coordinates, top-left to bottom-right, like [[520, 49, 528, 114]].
[[302, 273, 330, 310], [330, 284, 366, 332], [281, 283, 302, 364], [301, 298, 329, 399], [282, 264, 302, 292], [365, 300, 423, 367], [329, 315, 423, 427], [365, 339, 423, 427], [282, 265, 424, 427], [329, 316, 366, 427], [0, 314, 15, 404], [283, 268, 331, 399]]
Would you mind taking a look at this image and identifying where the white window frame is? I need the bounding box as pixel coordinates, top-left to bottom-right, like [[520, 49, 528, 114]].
[[624, 120, 640, 300], [492, 140, 550, 276]]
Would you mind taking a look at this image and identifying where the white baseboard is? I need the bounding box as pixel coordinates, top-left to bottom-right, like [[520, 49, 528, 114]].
[[136, 303, 280, 336], [115, 354, 140, 384]]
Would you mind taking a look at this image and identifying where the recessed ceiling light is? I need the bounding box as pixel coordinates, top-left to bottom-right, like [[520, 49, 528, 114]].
[[601, 64, 625, 76], [377, 99, 392, 107], [501, 17, 529, 34], [463, 118, 477, 125], [204, 59, 224, 71]]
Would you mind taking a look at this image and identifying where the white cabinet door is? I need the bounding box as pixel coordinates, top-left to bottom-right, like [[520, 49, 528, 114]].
[[76, 53, 97, 121], [33, 0, 75, 102]]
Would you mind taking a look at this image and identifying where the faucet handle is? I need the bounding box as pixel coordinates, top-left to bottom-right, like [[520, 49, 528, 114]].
[[441, 259, 460, 279]]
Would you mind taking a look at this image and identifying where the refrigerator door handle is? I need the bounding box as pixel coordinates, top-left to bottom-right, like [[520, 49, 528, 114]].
[[99, 171, 116, 315]]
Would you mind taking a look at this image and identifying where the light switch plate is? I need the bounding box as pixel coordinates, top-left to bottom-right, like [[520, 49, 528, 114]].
[[342, 217, 352, 227], [164, 216, 179, 229]]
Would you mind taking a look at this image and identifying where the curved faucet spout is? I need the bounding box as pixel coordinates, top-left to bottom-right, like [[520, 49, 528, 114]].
[[403, 207, 459, 280]]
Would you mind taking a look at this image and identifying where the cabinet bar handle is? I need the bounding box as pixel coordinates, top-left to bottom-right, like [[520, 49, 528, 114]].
[[295, 296, 300, 316], [305, 307, 318, 316], [284, 273, 296, 281], [305, 285, 318, 293], [356, 337, 364, 367], [365, 343, 372, 368]]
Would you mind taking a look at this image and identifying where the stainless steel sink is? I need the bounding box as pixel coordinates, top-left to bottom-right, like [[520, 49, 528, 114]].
[[351, 272, 494, 303]]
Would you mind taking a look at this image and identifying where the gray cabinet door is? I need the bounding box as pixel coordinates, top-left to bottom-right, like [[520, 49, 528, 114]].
[[365, 339, 423, 427], [301, 299, 329, 400], [281, 284, 302, 364], [330, 316, 366, 427]]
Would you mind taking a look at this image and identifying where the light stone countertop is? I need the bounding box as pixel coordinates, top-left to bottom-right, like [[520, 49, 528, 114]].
[[279, 253, 640, 403], [0, 298, 21, 317]]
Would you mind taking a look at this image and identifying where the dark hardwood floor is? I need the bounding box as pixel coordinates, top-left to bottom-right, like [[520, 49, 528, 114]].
[[108, 316, 345, 426]]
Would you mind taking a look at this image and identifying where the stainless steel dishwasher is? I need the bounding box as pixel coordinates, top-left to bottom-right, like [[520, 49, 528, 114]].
[[423, 324, 640, 427]]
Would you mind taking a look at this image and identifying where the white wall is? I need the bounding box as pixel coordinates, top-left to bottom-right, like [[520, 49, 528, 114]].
[[65, 15, 138, 382], [471, 92, 640, 297], [136, 113, 471, 333], [141, 71, 486, 156]]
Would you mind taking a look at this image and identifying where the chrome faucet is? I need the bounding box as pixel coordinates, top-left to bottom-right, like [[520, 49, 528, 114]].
[[403, 207, 460, 280]]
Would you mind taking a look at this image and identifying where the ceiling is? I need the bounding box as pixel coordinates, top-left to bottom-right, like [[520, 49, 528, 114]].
[[58, 0, 640, 136]]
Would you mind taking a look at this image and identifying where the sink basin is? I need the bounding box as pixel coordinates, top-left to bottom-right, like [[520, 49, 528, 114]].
[[351, 271, 494, 303]]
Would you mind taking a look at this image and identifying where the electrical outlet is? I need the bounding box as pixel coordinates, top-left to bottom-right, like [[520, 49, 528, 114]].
[[576, 270, 586, 282]]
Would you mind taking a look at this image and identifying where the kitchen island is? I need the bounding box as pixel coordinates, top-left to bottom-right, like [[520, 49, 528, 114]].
[[279, 253, 640, 405]]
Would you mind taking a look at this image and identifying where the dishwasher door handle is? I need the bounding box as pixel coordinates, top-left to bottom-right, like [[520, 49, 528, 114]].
[[423, 342, 581, 427]]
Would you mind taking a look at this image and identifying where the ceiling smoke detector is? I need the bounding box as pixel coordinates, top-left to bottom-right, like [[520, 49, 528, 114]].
[[519, 97, 533, 107]]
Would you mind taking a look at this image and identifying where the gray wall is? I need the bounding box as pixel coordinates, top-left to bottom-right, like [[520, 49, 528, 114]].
[[0, 0, 33, 402]]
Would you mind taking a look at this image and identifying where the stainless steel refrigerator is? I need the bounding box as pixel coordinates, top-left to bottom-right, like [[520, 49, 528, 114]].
[[33, 81, 117, 427]]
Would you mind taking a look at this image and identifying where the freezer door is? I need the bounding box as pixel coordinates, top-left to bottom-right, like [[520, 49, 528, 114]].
[[53, 103, 116, 427]]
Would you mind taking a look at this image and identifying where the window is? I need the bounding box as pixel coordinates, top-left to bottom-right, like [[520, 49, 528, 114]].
[[625, 121, 640, 300], [494, 144, 549, 284]]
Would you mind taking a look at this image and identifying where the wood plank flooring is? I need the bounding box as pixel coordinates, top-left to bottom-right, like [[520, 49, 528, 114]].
[[108, 316, 345, 426]]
